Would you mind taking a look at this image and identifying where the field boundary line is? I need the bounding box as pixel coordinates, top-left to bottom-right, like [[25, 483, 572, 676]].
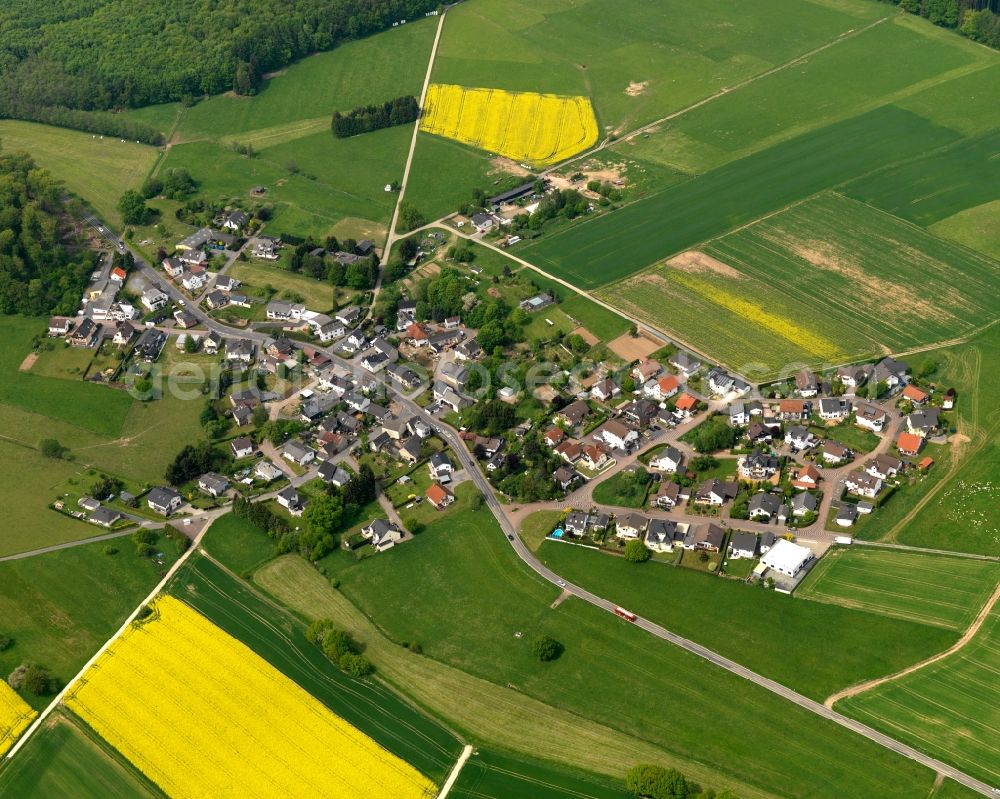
[[437, 745, 473, 798], [824, 581, 1000, 709], [544, 14, 893, 175], [2, 521, 212, 762], [385, 7, 448, 253]]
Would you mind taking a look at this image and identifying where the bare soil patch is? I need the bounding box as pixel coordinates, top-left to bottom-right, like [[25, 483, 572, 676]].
[[625, 81, 649, 97], [490, 157, 532, 178], [18, 352, 38, 372], [608, 331, 663, 361], [570, 326, 599, 347], [665, 250, 742, 280]]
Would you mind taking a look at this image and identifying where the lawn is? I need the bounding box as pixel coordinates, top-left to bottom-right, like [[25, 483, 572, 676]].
[[930, 199, 1000, 261], [200, 513, 277, 577], [28, 342, 97, 381], [450, 749, 633, 799], [520, 510, 564, 552], [169, 554, 462, 784], [0, 539, 179, 709], [0, 711, 162, 799], [405, 132, 505, 223], [838, 604, 1000, 787], [0, 121, 157, 226], [599, 192, 1000, 376], [538, 541, 956, 700], [591, 470, 650, 508], [253, 554, 700, 788], [318, 499, 947, 799], [0, 317, 134, 438], [809, 418, 882, 454], [524, 106, 961, 290], [796, 547, 1000, 632], [229, 259, 340, 311]]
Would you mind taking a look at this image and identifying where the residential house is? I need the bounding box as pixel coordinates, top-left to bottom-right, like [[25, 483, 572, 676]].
[[141, 287, 168, 312], [88, 506, 122, 528], [69, 318, 99, 347], [557, 399, 591, 428], [564, 511, 590, 536], [399, 437, 422, 465], [902, 384, 929, 405], [231, 437, 255, 459], [455, 338, 482, 361], [205, 290, 229, 310], [777, 399, 809, 421], [253, 236, 281, 260], [162, 257, 185, 279], [48, 317, 74, 337], [759, 531, 778, 554], [429, 452, 454, 482], [342, 329, 367, 354], [198, 472, 230, 497], [439, 361, 469, 391], [784, 488, 816, 517], [673, 393, 698, 417], [232, 404, 253, 427], [203, 331, 222, 355], [173, 310, 198, 329], [146, 487, 182, 516], [835, 502, 859, 528], [225, 339, 255, 363], [554, 440, 582, 464], [277, 486, 307, 517], [181, 271, 207, 292], [845, 470, 883, 499], [135, 329, 167, 362], [729, 400, 763, 426], [600, 420, 638, 451], [784, 425, 814, 451], [896, 431, 924, 457], [873, 356, 909, 389], [821, 440, 853, 464], [819, 397, 851, 421], [653, 481, 688, 509], [632, 359, 661, 384], [254, 461, 284, 483], [729, 531, 759, 559], [591, 378, 619, 402], [649, 446, 683, 474], [739, 450, 780, 480], [405, 323, 430, 346], [866, 454, 903, 480], [362, 519, 403, 552], [791, 464, 821, 491], [689, 523, 726, 552], [795, 369, 819, 397], [746, 422, 774, 444], [943, 388, 957, 410], [759, 539, 814, 576], [109, 266, 127, 283], [624, 399, 658, 428], [336, 306, 363, 328], [615, 512, 648, 540], [361, 350, 390, 373], [855, 402, 888, 432], [553, 466, 579, 491], [266, 301, 305, 321], [222, 209, 248, 231], [646, 519, 681, 553], [668, 352, 702, 377], [837, 364, 873, 389], [426, 482, 455, 510], [906, 408, 940, 437], [749, 492, 782, 520], [581, 443, 611, 471], [695, 478, 738, 506]]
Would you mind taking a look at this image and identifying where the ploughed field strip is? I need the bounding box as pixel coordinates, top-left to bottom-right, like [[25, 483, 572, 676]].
[[420, 84, 598, 166], [598, 192, 999, 374], [65, 596, 438, 799], [796, 548, 1000, 632], [838, 605, 1000, 788]]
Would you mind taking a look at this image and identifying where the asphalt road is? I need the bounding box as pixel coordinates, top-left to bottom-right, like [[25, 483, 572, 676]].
[[130, 251, 998, 796]]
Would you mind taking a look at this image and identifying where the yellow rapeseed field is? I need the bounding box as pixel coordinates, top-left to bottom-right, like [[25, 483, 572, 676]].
[[673, 272, 845, 361], [0, 681, 35, 757], [66, 596, 436, 799], [421, 83, 598, 166]]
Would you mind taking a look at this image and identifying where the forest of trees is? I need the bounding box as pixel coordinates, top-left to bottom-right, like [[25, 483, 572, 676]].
[[882, 0, 1000, 46], [331, 96, 419, 137], [0, 148, 97, 316], [0, 0, 440, 138]]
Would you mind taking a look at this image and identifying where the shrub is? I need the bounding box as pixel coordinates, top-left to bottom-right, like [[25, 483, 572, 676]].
[[624, 539, 651, 562]]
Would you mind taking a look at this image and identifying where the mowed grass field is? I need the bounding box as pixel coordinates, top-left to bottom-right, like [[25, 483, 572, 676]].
[[523, 106, 960, 289], [0, 541, 179, 709], [930, 200, 1000, 261], [600, 192, 999, 375], [0, 121, 157, 225], [797, 547, 1000, 632], [838, 604, 1000, 787], [538, 541, 957, 700], [171, 555, 462, 784], [0, 711, 162, 799], [318, 504, 946, 799]]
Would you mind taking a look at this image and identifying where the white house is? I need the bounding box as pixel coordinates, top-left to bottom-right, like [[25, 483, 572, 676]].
[[600, 420, 638, 451], [615, 513, 648, 540], [844, 470, 882, 499], [760, 539, 814, 577], [648, 446, 683, 474], [854, 402, 888, 432], [146, 487, 183, 516]]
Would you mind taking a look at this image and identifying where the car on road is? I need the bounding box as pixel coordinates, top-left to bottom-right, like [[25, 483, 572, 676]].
[[557, 580, 566, 587], [506, 534, 514, 541]]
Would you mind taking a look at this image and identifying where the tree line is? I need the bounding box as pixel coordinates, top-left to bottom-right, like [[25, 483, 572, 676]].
[[0, 148, 97, 317], [882, 0, 1000, 47], [331, 95, 419, 137], [0, 0, 440, 138]]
